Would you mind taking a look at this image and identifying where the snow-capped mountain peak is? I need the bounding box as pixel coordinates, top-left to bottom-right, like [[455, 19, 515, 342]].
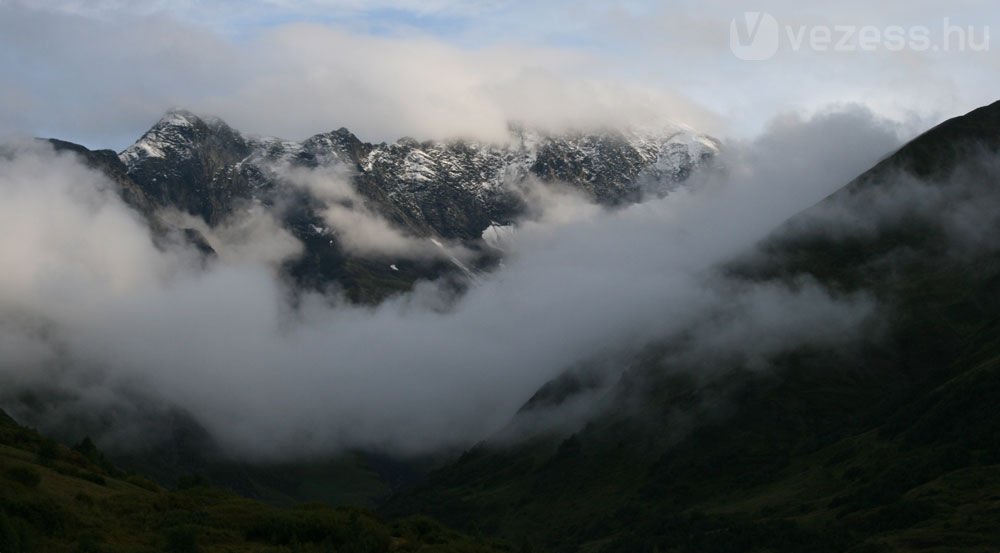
[[112, 109, 720, 299]]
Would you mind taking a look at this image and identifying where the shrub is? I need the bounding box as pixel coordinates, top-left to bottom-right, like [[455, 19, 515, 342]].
[[246, 510, 391, 551], [5, 497, 70, 535], [164, 525, 200, 553], [75, 531, 105, 553], [177, 474, 211, 491], [4, 466, 41, 488], [0, 509, 20, 553], [0, 509, 32, 553], [72, 437, 120, 476], [36, 439, 59, 466], [54, 465, 107, 486], [126, 474, 162, 493], [82, 472, 107, 486]]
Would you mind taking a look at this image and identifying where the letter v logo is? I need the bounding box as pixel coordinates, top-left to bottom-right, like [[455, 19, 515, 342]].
[[730, 12, 780, 61]]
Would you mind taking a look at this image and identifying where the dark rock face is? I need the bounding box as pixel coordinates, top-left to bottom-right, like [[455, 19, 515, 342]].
[[56, 109, 718, 300], [529, 129, 712, 204], [119, 111, 255, 225], [45, 138, 215, 257]]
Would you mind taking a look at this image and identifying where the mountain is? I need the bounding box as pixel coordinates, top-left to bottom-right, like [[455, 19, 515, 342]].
[[30, 110, 719, 506], [119, 110, 718, 231], [81, 109, 717, 302], [384, 102, 1000, 552], [24, 101, 1000, 551]]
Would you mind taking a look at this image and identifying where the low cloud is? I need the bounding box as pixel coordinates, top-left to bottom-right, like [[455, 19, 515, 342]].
[[780, 155, 1000, 258], [281, 165, 471, 260], [0, 107, 904, 459], [159, 206, 303, 267]]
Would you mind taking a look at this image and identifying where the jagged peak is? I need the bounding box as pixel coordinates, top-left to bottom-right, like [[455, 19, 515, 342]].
[[395, 136, 422, 147], [120, 108, 719, 174], [155, 108, 231, 132], [301, 127, 361, 147], [120, 109, 247, 165], [158, 108, 200, 127]]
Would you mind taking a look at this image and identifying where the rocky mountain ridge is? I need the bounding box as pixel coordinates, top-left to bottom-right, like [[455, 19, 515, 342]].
[[119, 109, 718, 232], [53, 109, 719, 300]]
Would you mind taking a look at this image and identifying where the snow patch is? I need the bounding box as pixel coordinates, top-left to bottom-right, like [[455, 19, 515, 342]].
[[482, 223, 515, 250]]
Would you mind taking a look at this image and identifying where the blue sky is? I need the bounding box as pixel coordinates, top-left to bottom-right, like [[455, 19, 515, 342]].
[[2, 0, 998, 148]]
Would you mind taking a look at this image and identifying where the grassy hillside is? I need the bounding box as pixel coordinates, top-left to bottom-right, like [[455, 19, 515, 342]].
[[385, 103, 1000, 552], [0, 410, 512, 553], [111, 434, 396, 510]]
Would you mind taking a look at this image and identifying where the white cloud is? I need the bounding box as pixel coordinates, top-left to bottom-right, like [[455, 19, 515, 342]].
[[159, 206, 304, 267], [280, 165, 470, 259], [0, 2, 719, 149], [2, 0, 998, 148]]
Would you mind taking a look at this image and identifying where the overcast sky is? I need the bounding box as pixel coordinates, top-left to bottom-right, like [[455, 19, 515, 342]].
[[1, 0, 997, 148]]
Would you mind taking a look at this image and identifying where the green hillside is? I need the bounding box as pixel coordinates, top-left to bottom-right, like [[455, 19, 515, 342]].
[[0, 409, 511, 553]]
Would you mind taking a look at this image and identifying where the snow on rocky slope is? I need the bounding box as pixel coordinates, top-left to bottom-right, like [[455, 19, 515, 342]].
[[116, 109, 720, 299]]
